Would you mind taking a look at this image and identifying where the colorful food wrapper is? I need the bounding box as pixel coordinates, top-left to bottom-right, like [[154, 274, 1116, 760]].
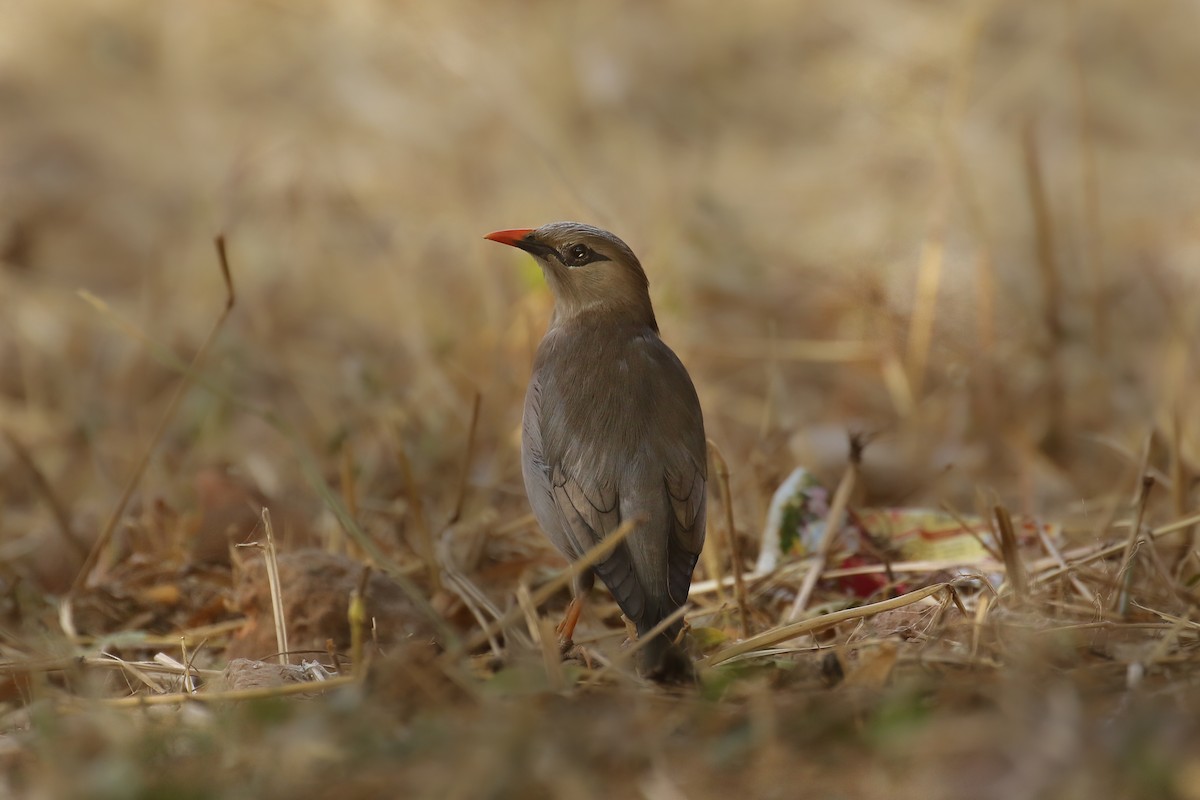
[[757, 467, 1060, 597]]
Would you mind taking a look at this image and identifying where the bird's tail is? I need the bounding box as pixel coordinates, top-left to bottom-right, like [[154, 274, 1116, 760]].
[[636, 624, 695, 684]]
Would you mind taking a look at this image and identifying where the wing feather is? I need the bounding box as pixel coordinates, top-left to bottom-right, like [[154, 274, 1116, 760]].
[[551, 468, 644, 620], [522, 321, 706, 628]]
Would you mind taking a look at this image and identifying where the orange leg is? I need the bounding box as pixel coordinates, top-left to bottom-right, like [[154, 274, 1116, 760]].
[[555, 596, 584, 644]]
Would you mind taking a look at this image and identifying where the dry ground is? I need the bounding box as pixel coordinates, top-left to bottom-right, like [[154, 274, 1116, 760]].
[[2, 1, 1200, 798]]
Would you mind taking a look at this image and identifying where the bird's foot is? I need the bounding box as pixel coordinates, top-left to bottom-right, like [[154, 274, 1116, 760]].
[[558, 641, 595, 670], [577, 646, 595, 670], [555, 597, 583, 642]]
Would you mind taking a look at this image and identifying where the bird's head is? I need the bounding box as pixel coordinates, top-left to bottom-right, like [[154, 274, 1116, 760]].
[[485, 221, 657, 329]]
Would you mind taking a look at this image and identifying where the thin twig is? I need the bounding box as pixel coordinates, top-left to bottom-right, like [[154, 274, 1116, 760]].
[[938, 501, 1004, 562], [261, 509, 289, 666], [707, 583, 950, 667], [179, 639, 200, 693], [339, 441, 360, 556], [517, 585, 565, 690], [1, 429, 88, 556], [993, 504, 1028, 600], [1022, 120, 1067, 454], [691, 338, 882, 363], [90, 675, 356, 708], [709, 441, 748, 637], [69, 234, 235, 597], [452, 515, 645, 657], [349, 565, 370, 679], [101, 652, 165, 693], [1035, 510, 1200, 583], [441, 571, 508, 658], [62, 242, 454, 645], [494, 513, 537, 537], [906, 193, 946, 398], [786, 435, 863, 621], [1068, 0, 1107, 355], [1115, 475, 1155, 616], [969, 593, 991, 662], [396, 437, 442, 594], [448, 392, 482, 526], [582, 604, 691, 686], [1034, 520, 1094, 603], [437, 527, 519, 654]]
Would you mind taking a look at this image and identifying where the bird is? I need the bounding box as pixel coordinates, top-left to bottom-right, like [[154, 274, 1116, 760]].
[[485, 221, 707, 682]]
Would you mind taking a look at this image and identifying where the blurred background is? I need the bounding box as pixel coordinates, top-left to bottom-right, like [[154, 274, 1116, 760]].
[[3, 0, 1198, 571], [3, 1, 1200, 797]]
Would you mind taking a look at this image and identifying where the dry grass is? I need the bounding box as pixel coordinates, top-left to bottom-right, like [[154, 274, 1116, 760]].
[[3, 0, 1200, 797]]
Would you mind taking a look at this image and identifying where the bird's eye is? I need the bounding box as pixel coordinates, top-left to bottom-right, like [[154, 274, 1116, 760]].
[[566, 244, 590, 264]]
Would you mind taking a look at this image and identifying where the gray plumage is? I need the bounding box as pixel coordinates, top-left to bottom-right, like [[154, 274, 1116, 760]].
[[487, 221, 707, 681]]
